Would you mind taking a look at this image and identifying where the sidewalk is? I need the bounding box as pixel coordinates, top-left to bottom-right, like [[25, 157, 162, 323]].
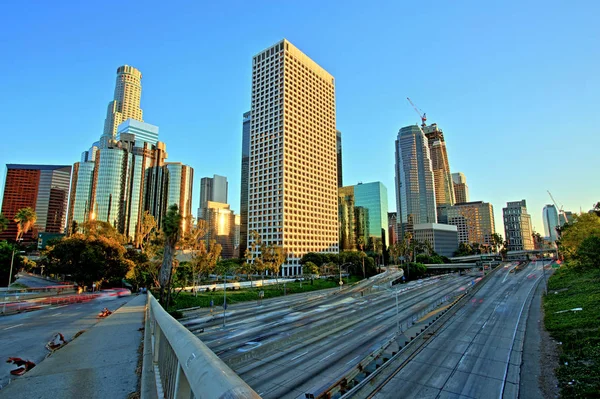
[[0, 294, 146, 399]]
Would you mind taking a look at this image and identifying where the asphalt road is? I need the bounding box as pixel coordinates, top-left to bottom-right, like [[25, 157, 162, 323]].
[[0, 294, 131, 390], [181, 270, 479, 398], [372, 260, 550, 399]]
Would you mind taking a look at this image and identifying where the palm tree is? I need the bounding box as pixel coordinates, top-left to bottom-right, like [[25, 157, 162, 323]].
[[159, 204, 182, 306], [14, 207, 37, 241], [0, 213, 8, 234], [357, 236, 366, 278]]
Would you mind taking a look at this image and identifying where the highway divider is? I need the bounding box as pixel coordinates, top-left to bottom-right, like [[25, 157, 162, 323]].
[[142, 293, 261, 399]]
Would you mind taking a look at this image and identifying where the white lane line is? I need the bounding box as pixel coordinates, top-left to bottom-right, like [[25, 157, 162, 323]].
[[290, 351, 309, 361], [319, 352, 336, 362], [50, 312, 63, 317], [346, 355, 360, 365], [3, 323, 24, 330], [52, 305, 68, 309]]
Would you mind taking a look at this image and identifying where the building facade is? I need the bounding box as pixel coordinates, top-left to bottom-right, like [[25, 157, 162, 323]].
[[388, 212, 398, 245], [503, 200, 534, 251], [542, 204, 559, 242], [1, 164, 72, 242], [198, 175, 228, 219], [423, 123, 455, 217], [338, 186, 356, 251], [202, 201, 236, 259], [413, 223, 459, 258], [239, 111, 251, 257], [165, 163, 194, 233], [102, 65, 143, 145], [395, 125, 437, 236], [248, 39, 338, 276], [354, 182, 389, 248], [447, 201, 495, 247], [336, 130, 343, 188], [452, 172, 469, 204]]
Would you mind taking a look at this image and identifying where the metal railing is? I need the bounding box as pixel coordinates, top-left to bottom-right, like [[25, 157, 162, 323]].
[[144, 293, 261, 399]]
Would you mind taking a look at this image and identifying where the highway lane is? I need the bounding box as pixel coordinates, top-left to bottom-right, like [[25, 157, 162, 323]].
[[371, 261, 550, 399], [0, 294, 132, 390], [182, 271, 478, 398]]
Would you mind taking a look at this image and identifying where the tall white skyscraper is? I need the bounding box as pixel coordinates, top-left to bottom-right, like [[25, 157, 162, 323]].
[[198, 175, 228, 219], [248, 39, 338, 275], [542, 204, 559, 242], [395, 125, 437, 236]]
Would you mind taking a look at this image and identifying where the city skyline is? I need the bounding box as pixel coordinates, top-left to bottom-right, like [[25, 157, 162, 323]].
[[1, 1, 598, 239]]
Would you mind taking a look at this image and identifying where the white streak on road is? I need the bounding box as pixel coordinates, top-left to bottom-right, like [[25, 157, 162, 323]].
[[3, 323, 24, 330], [346, 355, 360, 365], [290, 351, 309, 361]]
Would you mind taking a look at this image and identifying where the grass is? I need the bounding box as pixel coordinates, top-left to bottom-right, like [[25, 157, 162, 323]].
[[544, 266, 600, 398], [167, 276, 361, 314]]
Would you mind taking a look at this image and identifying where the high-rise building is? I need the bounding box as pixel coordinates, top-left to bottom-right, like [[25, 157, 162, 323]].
[[413, 223, 459, 258], [165, 163, 194, 232], [1, 164, 72, 241], [542, 204, 559, 242], [102, 65, 143, 145], [452, 172, 469, 204], [503, 200, 534, 251], [248, 39, 338, 275], [198, 175, 228, 219], [239, 111, 251, 257], [67, 145, 98, 233], [447, 201, 496, 247], [336, 130, 343, 188], [354, 182, 389, 248], [423, 123, 455, 217], [338, 186, 356, 251], [388, 212, 398, 245], [395, 125, 437, 236], [202, 201, 236, 258]]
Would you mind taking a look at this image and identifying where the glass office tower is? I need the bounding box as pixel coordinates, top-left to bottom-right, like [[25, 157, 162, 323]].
[[354, 182, 389, 248]]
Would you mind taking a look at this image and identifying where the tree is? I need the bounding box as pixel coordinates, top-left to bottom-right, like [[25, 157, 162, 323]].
[[266, 245, 286, 287], [559, 213, 600, 260], [454, 242, 473, 257], [241, 248, 256, 287], [44, 235, 133, 287], [491, 233, 503, 254], [0, 214, 8, 234], [14, 207, 37, 241], [303, 261, 319, 284], [180, 219, 208, 295], [357, 236, 366, 278], [81, 220, 126, 244], [136, 211, 158, 250], [195, 239, 222, 282], [159, 204, 182, 306], [0, 241, 22, 286], [574, 235, 600, 270]]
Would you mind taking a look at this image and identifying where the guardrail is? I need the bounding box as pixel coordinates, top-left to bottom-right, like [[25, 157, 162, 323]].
[[143, 293, 261, 399]]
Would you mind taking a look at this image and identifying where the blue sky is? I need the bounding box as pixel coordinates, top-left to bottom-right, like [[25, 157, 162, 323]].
[[1, 0, 598, 237]]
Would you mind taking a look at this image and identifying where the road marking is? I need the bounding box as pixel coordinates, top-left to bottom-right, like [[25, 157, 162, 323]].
[[52, 305, 68, 309], [346, 355, 360, 365], [290, 351, 309, 361], [320, 352, 336, 362], [3, 323, 24, 330], [50, 312, 62, 317]]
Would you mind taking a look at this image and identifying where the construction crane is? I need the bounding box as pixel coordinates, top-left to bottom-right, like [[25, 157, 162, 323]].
[[547, 190, 568, 226], [407, 97, 427, 128]]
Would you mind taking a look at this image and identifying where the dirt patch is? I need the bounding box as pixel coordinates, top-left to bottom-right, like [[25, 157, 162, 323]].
[[539, 295, 561, 398]]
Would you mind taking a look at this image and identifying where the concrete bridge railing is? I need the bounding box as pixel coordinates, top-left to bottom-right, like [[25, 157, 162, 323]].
[[142, 293, 261, 399]]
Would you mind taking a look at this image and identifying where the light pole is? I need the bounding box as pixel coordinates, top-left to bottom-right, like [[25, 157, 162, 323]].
[[223, 269, 227, 327]]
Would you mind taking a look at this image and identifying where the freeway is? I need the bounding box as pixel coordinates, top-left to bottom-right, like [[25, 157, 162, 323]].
[[370, 260, 550, 399], [182, 271, 480, 398], [0, 294, 132, 390]]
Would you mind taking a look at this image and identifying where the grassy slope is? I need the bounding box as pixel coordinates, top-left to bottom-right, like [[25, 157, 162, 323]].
[[544, 266, 600, 398]]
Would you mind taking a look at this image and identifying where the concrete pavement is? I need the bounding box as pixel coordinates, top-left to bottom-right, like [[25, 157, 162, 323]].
[[0, 294, 146, 399]]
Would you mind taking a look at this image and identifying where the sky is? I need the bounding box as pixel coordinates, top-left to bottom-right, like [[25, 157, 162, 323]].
[[0, 0, 598, 238]]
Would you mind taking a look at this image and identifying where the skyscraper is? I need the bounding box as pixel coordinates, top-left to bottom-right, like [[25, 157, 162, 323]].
[[388, 212, 398, 245], [198, 175, 228, 219], [338, 186, 356, 251], [203, 201, 236, 258], [1, 164, 71, 241], [165, 163, 194, 232], [239, 111, 251, 257], [423, 123, 455, 215], [542, 204, 559, 242], [354, 182, 389, 248], [395, 125, 437, 236], [336, 130, 343, 188], [102, 65, 143, 145], [447, 201, 496, 247], [452, 172, 469, 204], [248, 39, 338, 275], [503, 200, 534, 251]]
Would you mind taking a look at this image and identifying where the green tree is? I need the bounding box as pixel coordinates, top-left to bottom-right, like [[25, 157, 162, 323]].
[[14, 207, 37, 241], [0, 241, 22, 286], [136, 211, 158, 250], [266, 245, 286, 287], [44, 235, 133, 287], [574, 235, 600, 270], [303, 261, 319, 284], [241, 248, 257, 287], [559, 213, 600, 260], [491, 233, 503, 254], [0, 214, 9, 234], [180, 219, 208, 294], [159, 204, 182, 306], [81, 220, 126, 244], [454, 242, 473, 257]]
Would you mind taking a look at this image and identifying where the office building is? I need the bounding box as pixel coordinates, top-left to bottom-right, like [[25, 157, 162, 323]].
[[338, 186, 356, 251], [503, 200, 534, 251], [452, 172, 469, 204], [166, 163, 194, 233], [202, 201, 236, 258], [395, 125, 437, 236], [248, 39, 338, 276], [234, 214, 241, 257], [1, 164, 72, 241], [239, 111, 251, 257], [336, 130, 343, 187], [542, 204, 560, 242], [447, 201, 496, 247], [413, 223, 458, 258], [198, 175, 228, 219], [388, 212, 398, 245], [354, 182, 389, 248], [102, 65, 143, 146], [423, 124, 455, 215]]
